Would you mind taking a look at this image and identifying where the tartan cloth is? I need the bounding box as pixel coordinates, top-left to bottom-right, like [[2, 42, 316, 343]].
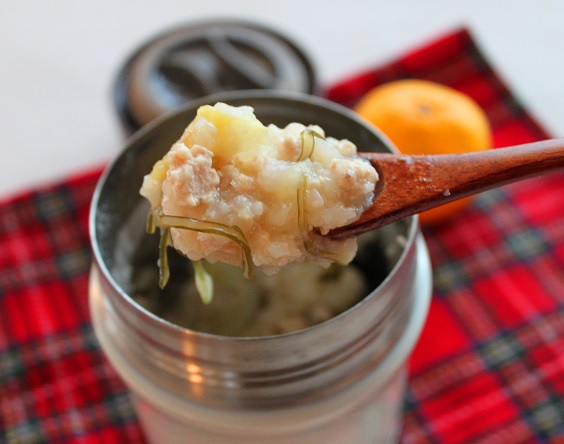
[[0, 28, 562, 443], [327, 28, 564, 444]]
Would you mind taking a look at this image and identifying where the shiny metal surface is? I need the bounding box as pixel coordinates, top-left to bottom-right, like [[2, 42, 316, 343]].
[[90, 91, 428, 409], [115, 21, 317, 132]]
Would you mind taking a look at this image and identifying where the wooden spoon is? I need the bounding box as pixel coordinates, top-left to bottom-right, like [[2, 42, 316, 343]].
[[329, 139, 564, 239]]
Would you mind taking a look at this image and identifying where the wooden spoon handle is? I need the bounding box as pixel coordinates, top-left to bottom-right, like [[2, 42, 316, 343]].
[[330, 138, 564, 239]]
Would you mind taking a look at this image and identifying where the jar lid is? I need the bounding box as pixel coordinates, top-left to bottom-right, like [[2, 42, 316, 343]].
[[114, 20, 317, 132]]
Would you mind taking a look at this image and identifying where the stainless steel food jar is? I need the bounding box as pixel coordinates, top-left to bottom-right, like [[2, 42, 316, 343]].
[[89, 91, 432, 444]]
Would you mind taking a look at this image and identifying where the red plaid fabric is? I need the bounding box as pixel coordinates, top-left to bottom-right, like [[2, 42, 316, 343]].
[[1, 28, 563, 443], [0, 169, 145, 443], [328, 28, 564, 443]]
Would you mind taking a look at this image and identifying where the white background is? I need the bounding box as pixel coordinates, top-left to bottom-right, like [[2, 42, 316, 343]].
[[1, 0, 563, 199]]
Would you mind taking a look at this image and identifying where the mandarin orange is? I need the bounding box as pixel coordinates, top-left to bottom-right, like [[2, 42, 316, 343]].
[[355, 79, 491, 224]]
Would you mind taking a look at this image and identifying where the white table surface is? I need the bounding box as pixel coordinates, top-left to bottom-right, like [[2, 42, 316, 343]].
[[2, 0, 563, 199]]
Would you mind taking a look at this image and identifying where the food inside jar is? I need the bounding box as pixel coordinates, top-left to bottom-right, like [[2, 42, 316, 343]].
[[136, 258, 367, 337], [139, 102, 379, 303], [126, 227, 396, 337]]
